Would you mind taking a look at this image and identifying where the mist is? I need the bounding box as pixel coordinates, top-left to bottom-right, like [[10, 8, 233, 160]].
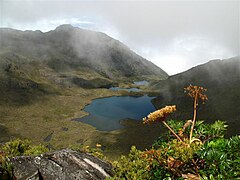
[[1, 1, 239, 75]]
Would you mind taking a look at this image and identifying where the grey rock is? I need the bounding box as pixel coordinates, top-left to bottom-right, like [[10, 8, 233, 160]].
[[11, 149, 113, 180]]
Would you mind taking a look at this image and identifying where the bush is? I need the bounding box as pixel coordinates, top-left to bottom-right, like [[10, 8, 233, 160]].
[[109, 146, 151, 180], [198, 135, 240, 179], [0, 138, 48, 157], [111, 122, 239, 179], [111, 86, 240, 179]]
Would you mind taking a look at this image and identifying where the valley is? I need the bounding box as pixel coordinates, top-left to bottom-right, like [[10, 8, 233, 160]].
[[0, 85, 163, 160], [1, 2, 239, 179], [0, 25, 239, 161], [0, 25, 167, 160]]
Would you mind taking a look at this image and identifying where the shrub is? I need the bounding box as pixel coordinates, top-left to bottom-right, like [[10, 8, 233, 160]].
[[111, 85, 240, 179], [197, 135, 240, 179], [109, 146, 151, 180]]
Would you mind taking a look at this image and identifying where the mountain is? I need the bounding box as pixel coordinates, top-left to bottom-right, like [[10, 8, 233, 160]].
[[0, 24, 167, 80], [0, 24, 168, 105], [150, 57, 240, 136]]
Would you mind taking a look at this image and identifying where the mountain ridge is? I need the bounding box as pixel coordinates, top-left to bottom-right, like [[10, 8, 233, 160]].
[[0, 24, 168, 80], [150, 56, 240, 136]]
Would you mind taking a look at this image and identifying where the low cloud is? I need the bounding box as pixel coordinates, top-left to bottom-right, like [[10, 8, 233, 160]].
[[1, 1, 239, 75]]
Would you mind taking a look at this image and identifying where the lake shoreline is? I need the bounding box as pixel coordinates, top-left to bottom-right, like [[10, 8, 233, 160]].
[[75, 94, 156, 131]]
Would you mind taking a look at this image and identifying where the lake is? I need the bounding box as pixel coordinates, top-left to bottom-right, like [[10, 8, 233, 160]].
[[74, 95, 156, 131], [109, 80, 149, 92], [109, 87, 142, 92], [134, 80, 149, 86]]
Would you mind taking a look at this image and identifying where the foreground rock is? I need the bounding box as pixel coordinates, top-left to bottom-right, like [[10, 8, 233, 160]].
[[11, 149, 113, 180]]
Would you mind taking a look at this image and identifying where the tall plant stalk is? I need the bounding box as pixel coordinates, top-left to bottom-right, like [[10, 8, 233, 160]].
[[185, 85, 208, 144], [143, 86, 207, 145], [162, 121, 183, 142], [189, 90, 198, 143]]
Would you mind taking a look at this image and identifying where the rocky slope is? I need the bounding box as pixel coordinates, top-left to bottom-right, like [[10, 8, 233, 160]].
[[150, 57, 240, 136]]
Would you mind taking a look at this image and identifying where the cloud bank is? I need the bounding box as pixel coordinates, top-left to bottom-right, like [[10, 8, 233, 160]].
[[1, 1, 239, 75]]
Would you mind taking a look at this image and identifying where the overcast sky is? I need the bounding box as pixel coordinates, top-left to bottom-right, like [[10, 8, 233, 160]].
[[1, 0, 239, 75]]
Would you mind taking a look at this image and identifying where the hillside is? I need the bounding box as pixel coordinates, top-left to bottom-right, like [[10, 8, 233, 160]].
[[0, 25, 167, 156], [0, 24, 168, 105], [150, 57, 240, 136]]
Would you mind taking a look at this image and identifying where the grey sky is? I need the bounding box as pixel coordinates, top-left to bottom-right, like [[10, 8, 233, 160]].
[[1, 0, 239, 75]]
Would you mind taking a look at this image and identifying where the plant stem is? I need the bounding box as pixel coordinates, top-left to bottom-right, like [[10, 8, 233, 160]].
[[189, 91, 198, 143], [162, 121, 183, 142]]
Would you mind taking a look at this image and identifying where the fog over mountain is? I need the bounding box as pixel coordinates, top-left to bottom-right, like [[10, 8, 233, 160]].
[[1, 1, 239, 75], [151, 56, 240, 136], [0, 24, 167, 79]]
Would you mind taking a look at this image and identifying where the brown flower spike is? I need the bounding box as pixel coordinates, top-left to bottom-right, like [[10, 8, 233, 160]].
[[184, 85, 208, 104], [143, 105, 176, 124], [143, 105, 183, 142]]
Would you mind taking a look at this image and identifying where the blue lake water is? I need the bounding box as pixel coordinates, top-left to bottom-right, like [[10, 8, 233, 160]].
[[109, 87, 142, 92], [74, 95, 156, 131], [134, 81, 149, 86]]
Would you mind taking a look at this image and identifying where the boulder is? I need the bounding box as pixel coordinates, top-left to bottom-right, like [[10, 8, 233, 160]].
[[11, 149, 113, 180]]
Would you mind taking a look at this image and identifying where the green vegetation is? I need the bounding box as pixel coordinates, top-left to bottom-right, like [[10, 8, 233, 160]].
[[110, 146, 151, 180], [69, 143, 106, 160], [111, 86, 240, 179], [1, 138, 48, 157]]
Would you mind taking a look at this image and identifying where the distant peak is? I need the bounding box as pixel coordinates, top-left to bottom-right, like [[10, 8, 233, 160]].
[[55, 24, 74, 30]]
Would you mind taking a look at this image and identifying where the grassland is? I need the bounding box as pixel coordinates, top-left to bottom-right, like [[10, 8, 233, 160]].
[[0, 49, 167, 160], [0, 85, 163, 160]]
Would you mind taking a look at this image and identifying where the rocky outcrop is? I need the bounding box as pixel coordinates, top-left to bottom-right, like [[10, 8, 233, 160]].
[[11, 149, 113, 180]]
